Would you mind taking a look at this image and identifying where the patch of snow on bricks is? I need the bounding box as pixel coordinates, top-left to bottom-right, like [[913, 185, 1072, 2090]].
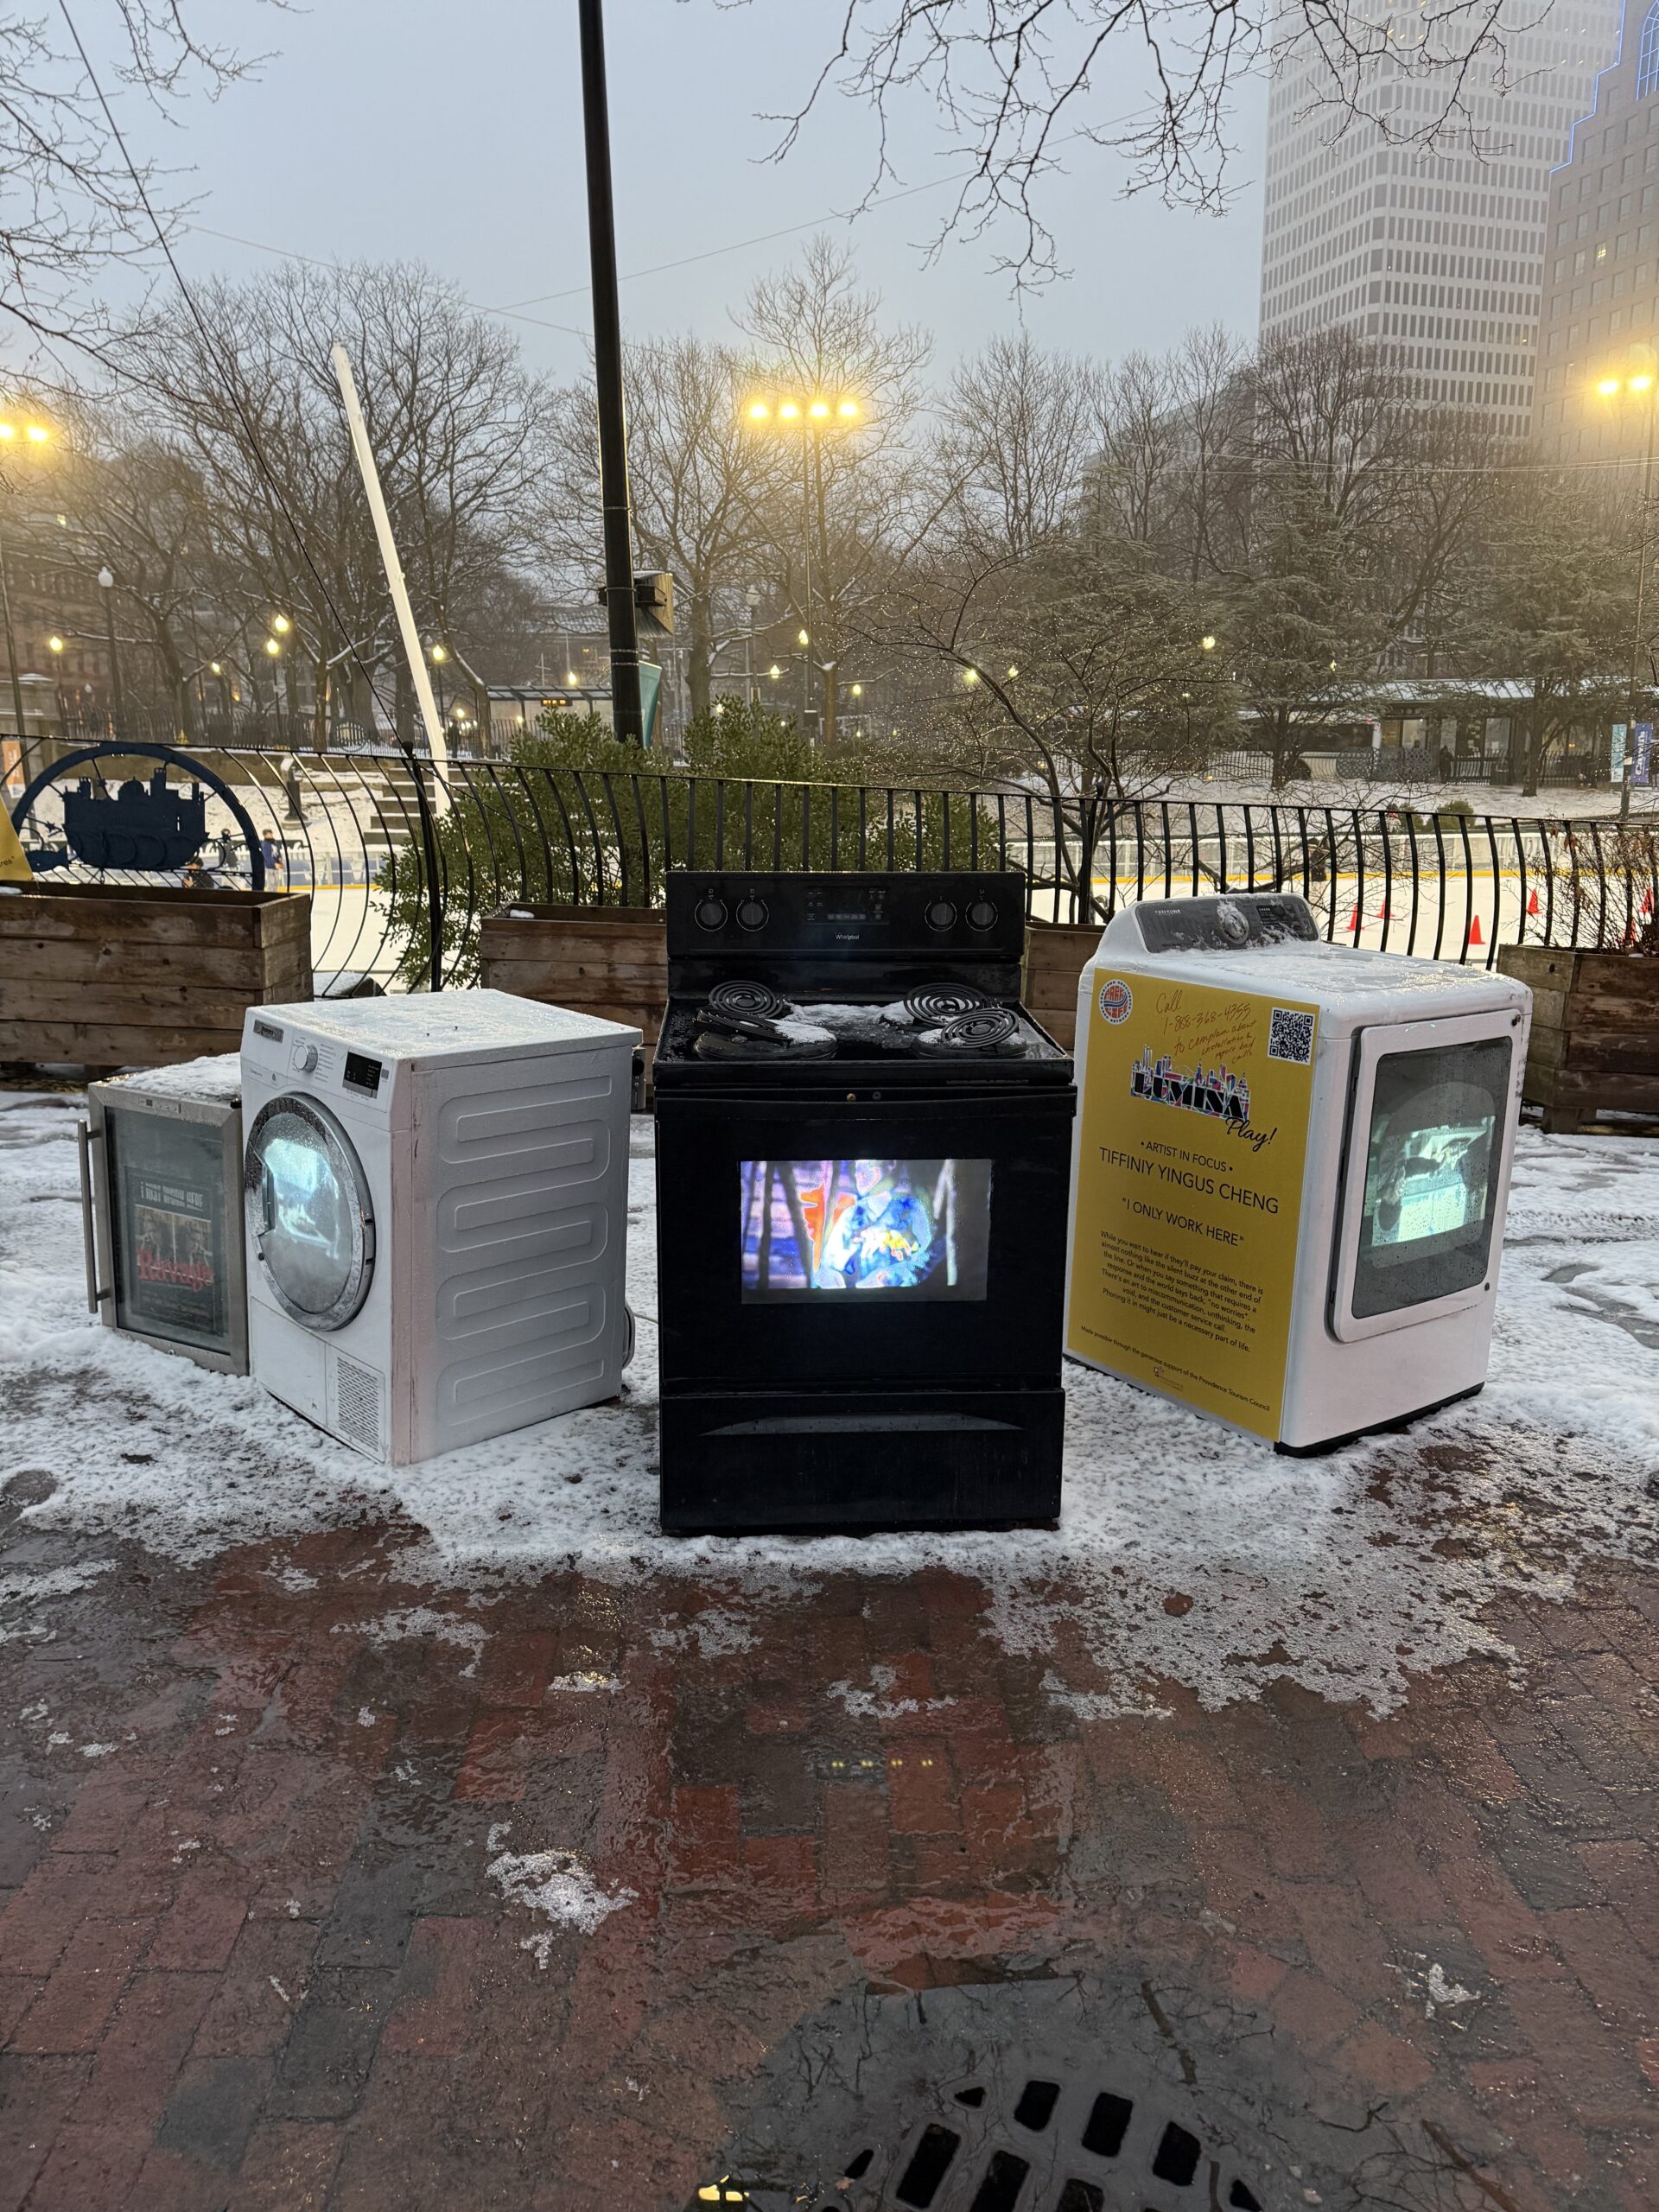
[[333, 1606, 486, 1673], [485, 1823, 636, 1961], [0, 1557, 114, 1637], [830, 1664, 957, 1720], [3, 1097, 1657, 1713]]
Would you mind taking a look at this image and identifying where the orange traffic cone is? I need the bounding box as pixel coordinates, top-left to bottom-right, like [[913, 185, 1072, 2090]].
[[1527, 888, 1540, 916], [1345, 906, 1360, 933], [1467, 913, 1484, 947]]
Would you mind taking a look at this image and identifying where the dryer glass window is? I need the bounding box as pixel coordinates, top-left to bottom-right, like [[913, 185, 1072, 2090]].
[[258, 1123, 356, 1316], [1351, 1037, 1511, 1318]]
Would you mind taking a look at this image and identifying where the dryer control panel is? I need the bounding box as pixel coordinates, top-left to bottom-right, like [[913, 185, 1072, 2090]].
[[242, 1015, 391, 1114]]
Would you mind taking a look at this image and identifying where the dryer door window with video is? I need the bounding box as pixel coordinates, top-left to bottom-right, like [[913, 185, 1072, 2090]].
[[245, 1098, 375, 1331], [740, 1158, 992, 1302], [1351, 1037, 1512, 1319]]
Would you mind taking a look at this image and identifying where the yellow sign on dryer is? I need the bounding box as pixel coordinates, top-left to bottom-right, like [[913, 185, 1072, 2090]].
[[1065, 970, 1320, 1438]]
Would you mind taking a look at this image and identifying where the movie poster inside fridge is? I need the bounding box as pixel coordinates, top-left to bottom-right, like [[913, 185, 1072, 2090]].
[[106, 1109, 230, 1350]]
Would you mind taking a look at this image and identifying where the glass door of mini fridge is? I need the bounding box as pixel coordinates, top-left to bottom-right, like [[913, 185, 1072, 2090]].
[[1330, 1008, 1523, 1343], [83, 1092, 248, 1371]]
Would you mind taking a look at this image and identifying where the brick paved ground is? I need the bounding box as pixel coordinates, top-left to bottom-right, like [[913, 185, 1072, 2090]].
[[2, 1497, 1656, 2210]]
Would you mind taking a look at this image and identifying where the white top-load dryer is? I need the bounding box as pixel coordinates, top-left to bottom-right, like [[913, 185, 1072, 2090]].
[[240, 990, 640, 1465], [1065, 893, 1530, 1453]]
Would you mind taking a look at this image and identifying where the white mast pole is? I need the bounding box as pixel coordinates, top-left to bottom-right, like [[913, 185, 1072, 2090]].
[[329, 344, 451, 799]]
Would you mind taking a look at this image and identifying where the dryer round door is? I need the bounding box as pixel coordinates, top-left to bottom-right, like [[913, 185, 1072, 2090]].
[[244, 1093, 376, 1332]]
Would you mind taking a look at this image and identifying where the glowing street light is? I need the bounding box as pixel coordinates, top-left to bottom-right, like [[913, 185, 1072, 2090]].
[[963, 667, 980, 687], [849, 683, 862, 697], [1201, 633, 1217, 652], [271, 613, 292, 634], [1595, 358, 1659, 820], [47, 633, 62, 653], [798, 628, 810, 647], [208, 661, 221, 675], [429, 641, 448, 663], [264, 636, 282, 658], [767, 663, 782, 679]]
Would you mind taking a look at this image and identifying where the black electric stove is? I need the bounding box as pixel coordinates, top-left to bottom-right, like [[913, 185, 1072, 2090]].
[[653, 871, 1077, 1535]]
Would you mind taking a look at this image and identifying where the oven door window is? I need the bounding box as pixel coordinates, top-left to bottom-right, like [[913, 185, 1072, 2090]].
[[741, 1158, 992, 1302], [1351, 1037, 1510, 1319]]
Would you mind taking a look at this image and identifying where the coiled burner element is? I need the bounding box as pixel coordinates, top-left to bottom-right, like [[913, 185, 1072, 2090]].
[[902, 982, 990, 1027], [709, 978, 792, 1022], [928, 1006, 1021, 1056]]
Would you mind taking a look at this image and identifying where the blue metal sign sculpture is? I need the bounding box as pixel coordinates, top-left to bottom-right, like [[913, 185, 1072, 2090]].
[[7, 742, 265, 889]]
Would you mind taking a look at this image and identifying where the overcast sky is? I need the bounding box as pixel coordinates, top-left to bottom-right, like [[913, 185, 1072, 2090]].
[[106, 0, 1268, 379]]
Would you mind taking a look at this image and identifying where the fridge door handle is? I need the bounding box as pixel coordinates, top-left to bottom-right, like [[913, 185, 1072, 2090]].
[[76, 1119, 110, 1311]]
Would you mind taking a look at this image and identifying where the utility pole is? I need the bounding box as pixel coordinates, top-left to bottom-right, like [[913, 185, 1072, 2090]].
[[579, 0, 643, 743]]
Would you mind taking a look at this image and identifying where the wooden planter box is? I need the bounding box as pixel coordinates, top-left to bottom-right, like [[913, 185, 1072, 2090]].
[[1023, 918, 1104, 1052], [0, 881, 311, 1073], [479, 904, 667, 1077], [1497, 944, 1659, 1132]]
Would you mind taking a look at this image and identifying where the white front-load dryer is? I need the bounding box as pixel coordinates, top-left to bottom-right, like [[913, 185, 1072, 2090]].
[[240, 990, 640, 1465]]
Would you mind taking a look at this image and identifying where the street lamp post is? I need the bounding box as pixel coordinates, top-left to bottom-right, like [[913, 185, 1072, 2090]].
[[97, 565, 124, 734], [743, 394, 864, 748], [1598, 365, 1658, 820], [745, 584, 760, 708], [0, 520, 26, 740], [0, 411, 54, 739]]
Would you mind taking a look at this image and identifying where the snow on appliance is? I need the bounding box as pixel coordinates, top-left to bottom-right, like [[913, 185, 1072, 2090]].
[[1065, 893, 1530, 1453], [79, 1055, 248, 1372], [240, 990, 639, 1465], [652, 871, 1077, 1534]]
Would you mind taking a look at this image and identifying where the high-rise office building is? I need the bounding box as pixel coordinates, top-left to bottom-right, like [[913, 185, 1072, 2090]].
[[1535, 0, 1659, 456], [1260, 2, 1619, 436]]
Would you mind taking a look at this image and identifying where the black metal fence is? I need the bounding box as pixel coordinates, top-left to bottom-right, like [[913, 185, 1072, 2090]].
[[6, 738, 1656, 993]]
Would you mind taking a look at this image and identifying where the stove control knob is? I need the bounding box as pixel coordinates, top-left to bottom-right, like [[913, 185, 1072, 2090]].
[[694, 896, 728, 931], [736, 896, 768, 931], [966, 896, 999, 931], [925, 898, 957, 931]]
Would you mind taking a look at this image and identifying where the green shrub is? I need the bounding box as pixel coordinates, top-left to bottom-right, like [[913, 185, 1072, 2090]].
[[380, 704, 1000, 986]]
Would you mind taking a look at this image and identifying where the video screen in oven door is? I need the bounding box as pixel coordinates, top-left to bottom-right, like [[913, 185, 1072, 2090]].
[[740, 1158, 993, 1301]]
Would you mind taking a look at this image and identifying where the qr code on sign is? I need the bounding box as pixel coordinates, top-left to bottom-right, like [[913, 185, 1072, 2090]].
[[1268, 1007, 1315, 1065]]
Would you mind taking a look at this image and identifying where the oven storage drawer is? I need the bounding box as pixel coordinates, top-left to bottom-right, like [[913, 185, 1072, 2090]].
[[655, 1087, 1075, 1390], [659, 1386, 1065, 1532]]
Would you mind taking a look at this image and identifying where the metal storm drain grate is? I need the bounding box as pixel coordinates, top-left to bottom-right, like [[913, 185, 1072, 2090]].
[[690, 1979, 1285, 2212]]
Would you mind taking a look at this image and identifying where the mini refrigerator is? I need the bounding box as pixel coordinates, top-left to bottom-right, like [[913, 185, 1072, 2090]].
[[79, 1056, 248, 1372], [1065, 894, 1531, 1453]]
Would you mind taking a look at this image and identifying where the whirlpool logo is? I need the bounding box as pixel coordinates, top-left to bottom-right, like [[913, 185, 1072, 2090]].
[[1097, 977, 1133, 1025]]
